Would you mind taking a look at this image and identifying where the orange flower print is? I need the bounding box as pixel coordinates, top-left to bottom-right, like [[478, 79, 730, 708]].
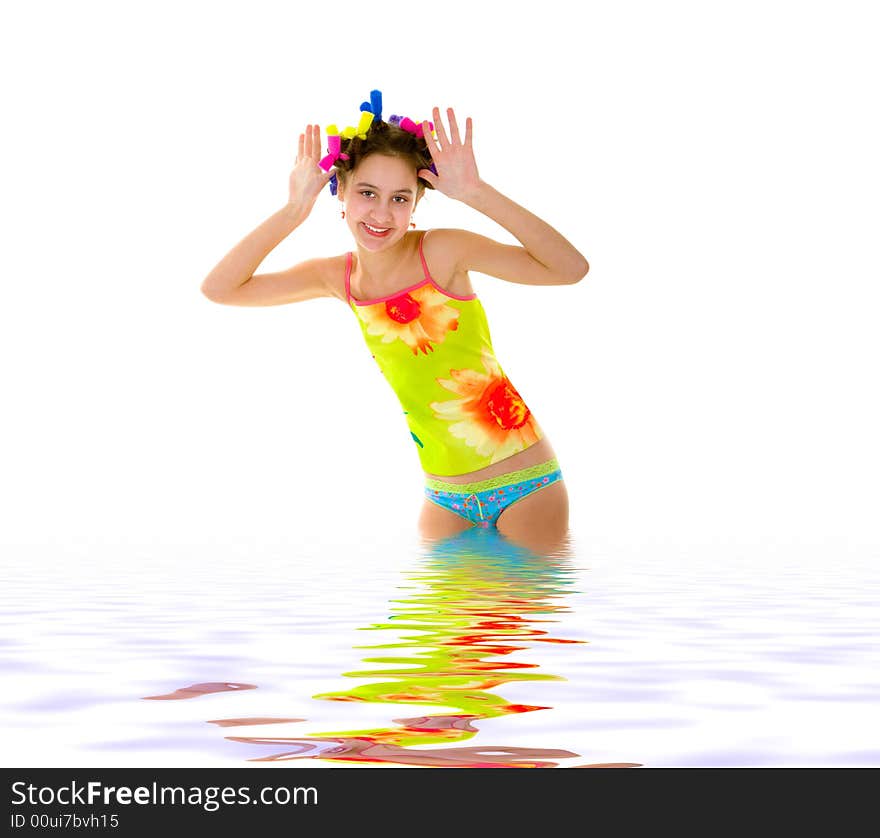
[[356, 284, 458, 355], [431, 349, 541, 462]]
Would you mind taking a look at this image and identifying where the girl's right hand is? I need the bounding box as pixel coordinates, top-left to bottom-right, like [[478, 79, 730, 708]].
[[288, 124, 332, 216]]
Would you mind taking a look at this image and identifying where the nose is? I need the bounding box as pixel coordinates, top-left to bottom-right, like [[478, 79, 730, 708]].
[[374, 202, 395, 223]]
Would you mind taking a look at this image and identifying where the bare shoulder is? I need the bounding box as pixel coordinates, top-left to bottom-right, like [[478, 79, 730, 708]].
[[317, 253, 350, 303], [420, 228, 477, 298], [423, 227, 579, 288], [421, 227, 527, 288]]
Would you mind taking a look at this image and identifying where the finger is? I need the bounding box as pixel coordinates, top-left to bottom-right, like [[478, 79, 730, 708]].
[[432, 106, 450, 148], [464, 116, 473, 147], [422, 120, 440, 156], [312, 124, 322, 162], [298, 131, 305, 162], [447, 107, 461, 145]]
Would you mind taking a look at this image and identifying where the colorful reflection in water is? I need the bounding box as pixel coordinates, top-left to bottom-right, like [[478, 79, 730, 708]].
[[216, 528, 638, 768]]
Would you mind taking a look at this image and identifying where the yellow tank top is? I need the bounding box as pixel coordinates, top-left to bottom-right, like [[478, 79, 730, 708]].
[[345, 231, 543, 476]]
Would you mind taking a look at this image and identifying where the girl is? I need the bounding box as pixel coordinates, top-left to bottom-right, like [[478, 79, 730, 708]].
[[201, 91, 589, 552]]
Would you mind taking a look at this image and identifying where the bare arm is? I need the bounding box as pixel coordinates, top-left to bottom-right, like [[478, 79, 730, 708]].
[[456, 183, 589, 285], [419, 108, 589, 286], [201, 204, 300, 301], [200, 124, 335, 306]]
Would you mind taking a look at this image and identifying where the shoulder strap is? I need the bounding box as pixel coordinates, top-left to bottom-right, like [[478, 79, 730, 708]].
[[418, 230, 434, 282], [344, 252, 353, 304]]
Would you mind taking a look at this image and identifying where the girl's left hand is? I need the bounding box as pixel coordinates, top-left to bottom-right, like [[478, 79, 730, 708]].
[[418, 107, 483, 202]]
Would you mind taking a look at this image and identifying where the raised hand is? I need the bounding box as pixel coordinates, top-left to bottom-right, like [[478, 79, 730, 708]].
[[418, 107, 483, 202], [288, 124, 332, 215]]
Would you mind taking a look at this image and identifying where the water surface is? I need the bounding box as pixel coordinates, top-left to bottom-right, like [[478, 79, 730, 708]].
[[2, 530, 878, 767]]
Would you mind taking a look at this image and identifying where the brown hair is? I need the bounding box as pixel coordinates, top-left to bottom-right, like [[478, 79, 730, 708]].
[[333, 119, 435, 196]]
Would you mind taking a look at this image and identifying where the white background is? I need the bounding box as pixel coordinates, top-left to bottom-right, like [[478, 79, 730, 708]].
[[2, 0, 878, 553]]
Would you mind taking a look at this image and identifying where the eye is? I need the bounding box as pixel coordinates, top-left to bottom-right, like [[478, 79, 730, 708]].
[[360, 190, 375, 198], [393, 196, 408, 204]]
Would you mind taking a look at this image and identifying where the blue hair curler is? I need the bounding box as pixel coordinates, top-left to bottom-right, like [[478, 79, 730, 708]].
[[359, 89, 383, 122]]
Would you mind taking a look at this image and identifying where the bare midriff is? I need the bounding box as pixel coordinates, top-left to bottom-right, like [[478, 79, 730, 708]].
[[422, 436, 559, 485]]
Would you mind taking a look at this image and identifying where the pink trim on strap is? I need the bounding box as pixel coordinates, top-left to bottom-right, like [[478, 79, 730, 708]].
[[418, 229, 477, 301], [350, 278, 433, 305], [346, 230, 478, 306]]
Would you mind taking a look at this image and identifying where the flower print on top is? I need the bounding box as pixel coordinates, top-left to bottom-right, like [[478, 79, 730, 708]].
[[345, 230, 544, 477], [430, 348, 543, 464], [354, 283, 459, 355]]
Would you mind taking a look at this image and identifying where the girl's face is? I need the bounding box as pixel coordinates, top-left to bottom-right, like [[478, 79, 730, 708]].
[[339, 154, 420, 251]]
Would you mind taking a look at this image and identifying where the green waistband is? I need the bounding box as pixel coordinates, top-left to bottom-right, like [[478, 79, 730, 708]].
[[425, 457, 561, 494]]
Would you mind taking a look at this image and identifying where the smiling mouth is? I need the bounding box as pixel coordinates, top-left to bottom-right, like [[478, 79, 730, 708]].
[[361, 222, 392, 237]]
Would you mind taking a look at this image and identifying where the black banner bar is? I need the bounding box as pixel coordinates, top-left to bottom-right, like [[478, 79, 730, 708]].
[[2, 767, 874, 832]]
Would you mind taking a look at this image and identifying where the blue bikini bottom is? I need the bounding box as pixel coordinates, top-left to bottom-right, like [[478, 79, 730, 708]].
[[424, 457, 562, 528]]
